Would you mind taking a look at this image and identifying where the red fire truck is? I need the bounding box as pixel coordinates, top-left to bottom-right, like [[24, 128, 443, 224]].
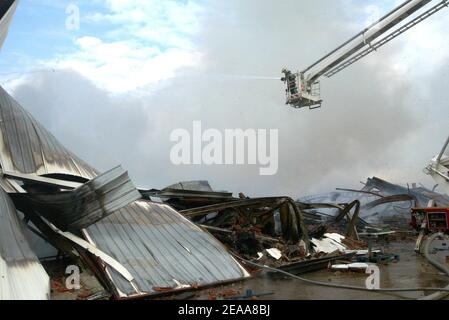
[[411, 207, 449, 233]]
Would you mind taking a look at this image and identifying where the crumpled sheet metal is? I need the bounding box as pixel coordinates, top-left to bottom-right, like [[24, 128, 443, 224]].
[[166, 180, 214, 192], [0, 191, 36, 262], [0, 187, 50, 300], [363, 177, 449, 207], [299, 176, 449, 224], [0, 78, 249, 299], [0, 259, 50, 300], [0, 86, 98, 180], [85, 200, 250, 298], [10, 166, 142, 231], [311, 233, 347, 254]]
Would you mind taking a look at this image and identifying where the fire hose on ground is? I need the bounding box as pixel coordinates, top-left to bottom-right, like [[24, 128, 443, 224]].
[[419, 232, 449, 300], [231, 245, 449, 299]]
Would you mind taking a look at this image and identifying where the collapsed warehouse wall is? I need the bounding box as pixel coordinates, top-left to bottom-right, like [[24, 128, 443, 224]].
[[0, 187, 50, 300], [0, 85, 98, 180], [0, 85, 250, 299], [85, 200, 250, 298]]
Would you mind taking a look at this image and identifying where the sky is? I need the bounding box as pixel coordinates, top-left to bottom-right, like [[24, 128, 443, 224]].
[[0, 0, 448, 197]]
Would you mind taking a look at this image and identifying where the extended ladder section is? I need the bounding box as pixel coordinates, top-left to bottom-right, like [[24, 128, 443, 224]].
[[282, 0, 448, 109], [326, 0, 449, 78]]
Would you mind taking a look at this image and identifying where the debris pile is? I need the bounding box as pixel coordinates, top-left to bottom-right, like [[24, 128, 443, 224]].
[[0, 187, 50, 300], [166, 192, 368, 271], [299, 177, 449, 229], [179, 196, 314, 268], [0, 0, 446, 301], [0, 81, 410, 300], [0, 86, 250, 299], [0, 81, 371, 300]]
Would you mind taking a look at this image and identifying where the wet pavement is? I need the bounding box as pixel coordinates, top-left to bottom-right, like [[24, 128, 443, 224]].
[[192, 241, 449, 300], [50, 241, 449, 300]]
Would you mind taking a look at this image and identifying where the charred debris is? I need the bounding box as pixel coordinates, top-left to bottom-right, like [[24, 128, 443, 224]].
[[0, 83, 448, 299]]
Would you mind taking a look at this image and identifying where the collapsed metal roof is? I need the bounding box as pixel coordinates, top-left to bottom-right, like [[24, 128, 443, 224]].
[[0, 83, 250, 299], [0, 186, 50, 300], [363, 177, 449, 207], [10, 166, 142, 231], [166, 181, 214, 192], [85, 200, 250, 298], [0, 86, 98, 180], [0, 5, 250, 297], [299, 176, 449, 224]]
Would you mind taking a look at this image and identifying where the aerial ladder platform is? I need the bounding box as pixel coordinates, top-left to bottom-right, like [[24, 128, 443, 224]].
[[282, 0, 449, 109]]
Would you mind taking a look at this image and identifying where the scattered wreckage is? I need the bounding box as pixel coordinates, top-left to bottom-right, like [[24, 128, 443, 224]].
[[143, 183, 394, 277], [300, 177, 449, 230], [1, 0, 449, 301], [0, 81, 445, 299], [0, 79, 393, 300], [0, 86, 251, 299], [0, 3, 372, 299]]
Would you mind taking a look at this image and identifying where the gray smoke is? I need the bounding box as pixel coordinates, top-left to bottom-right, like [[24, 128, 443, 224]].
[[6, 0, 449, 197]]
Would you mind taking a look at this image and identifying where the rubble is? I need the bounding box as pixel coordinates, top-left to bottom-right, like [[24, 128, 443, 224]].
[[1, 0, 449, 303], [0, 75, 423, 300], [299, 176, 449, 229], [159, 187, 369, 274], [0, 187, 50, 300], [10, 166, 141, 231], [0, 80, 402, 299], [311, 234, 347, 254], [141, 181, 235, 211], [0, 85, 250, 299]]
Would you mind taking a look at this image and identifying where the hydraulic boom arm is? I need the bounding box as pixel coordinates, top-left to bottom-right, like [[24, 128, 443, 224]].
[[282, 0, 448, 109]]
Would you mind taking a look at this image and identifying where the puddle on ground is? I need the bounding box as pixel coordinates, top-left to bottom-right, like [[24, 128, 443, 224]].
[[193, 241, 449, 300]]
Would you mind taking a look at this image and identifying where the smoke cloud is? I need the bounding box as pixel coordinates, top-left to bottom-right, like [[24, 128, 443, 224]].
[[5, 0, 449, 197]]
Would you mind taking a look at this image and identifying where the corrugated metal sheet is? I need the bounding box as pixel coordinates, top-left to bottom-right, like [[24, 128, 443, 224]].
[[167, 181, 214, 192], [0, 0, 17, 50], [0, 188, 36, 262], [86, 200, 250, 298], [0, 187, 50, 300], [10, 166, 142, 231], [0, 259, 50, 300], [0, 85, 98, 179], [363, 177, 449, 207], [0, 78, 249, 299], [299, 177, 449, 224]]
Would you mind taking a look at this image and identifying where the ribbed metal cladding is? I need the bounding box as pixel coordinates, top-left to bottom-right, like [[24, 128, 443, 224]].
[[0, 187, 50, 300], [0, 185, 36, 262], [0, 84, 249, 298], [86, 200, 250, 297], [0, 86, 98, 180], [10, 166, 142, 231], [166, 180, 213, 192]]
